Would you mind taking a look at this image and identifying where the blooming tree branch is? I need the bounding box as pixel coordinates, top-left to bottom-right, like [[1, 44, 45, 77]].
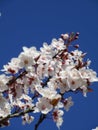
[[0, 32, 98, 130], [0, 106, 35, 126]]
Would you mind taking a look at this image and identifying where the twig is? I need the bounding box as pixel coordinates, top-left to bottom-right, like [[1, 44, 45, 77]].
[[7, 70, 27, 86], [35, 114, 46, 130]]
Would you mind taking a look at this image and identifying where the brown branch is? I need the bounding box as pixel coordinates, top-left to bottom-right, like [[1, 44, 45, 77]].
[[0, 106, 35, 125]]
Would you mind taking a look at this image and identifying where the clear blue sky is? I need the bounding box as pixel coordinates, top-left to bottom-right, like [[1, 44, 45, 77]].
[[0, 0, 98, 130]]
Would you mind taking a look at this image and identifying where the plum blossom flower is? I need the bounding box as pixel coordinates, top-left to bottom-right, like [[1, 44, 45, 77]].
[[37, 54, 51, 64], [22, 46, 40, 58], [12, 94, 34, 109], [36, 97, 53, 114], [18, 53, 35, 69], [22, 113, 34, 125], [18, 46, 40, 69], [59, 66, 84, 91], [35, 84, 59, 100], [40, 42, 55, 55], [0, 74, 9, 92], [79, 68, 98, 82], [0, 94, 11, 117], [80, 85, 88, 97], [71, 49, 83, 57], [61, 33, 69, 40], [2, 58, 20, 74], [63, 97, 74, 111], [53, 109, 64, 129], [51, 38, 66, 50]]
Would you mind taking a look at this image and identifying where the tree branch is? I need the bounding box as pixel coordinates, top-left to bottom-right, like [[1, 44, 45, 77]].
[[0, 106, 35, 125], [35, 114, 46, 130], [7, 70, 27, 86]]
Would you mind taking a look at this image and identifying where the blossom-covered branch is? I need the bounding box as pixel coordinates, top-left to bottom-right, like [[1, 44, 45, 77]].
[[0, 106, 35, 127], [0, 32, 98, 129]]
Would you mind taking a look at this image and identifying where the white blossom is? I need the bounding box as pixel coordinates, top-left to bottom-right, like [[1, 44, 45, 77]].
[[18, 46, 40, 69], [18, 53, 35, 68], [40, 42, 54, 55], [35, 85, 58, 100], [12, 94, 34, 109], [61, 33, 69, 40], [53, 109, 64, 129], [51, 38, 66, 50], [22, 113, 34, 125], [22, 46, 40, 58], [79, 68, 98, 82], [64, 97, 74, 111], [2, 58, 20, 74], [36, 97, 53, 114], [71, 49, 84, 60], [0, 74, 9, 92], [80, 85, 88, 97], [0, 94, 11, 117], [59, 67, 84, 91]]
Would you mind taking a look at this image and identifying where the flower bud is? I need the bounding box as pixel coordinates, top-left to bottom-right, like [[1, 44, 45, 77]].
[[61, 33, 69, 40]]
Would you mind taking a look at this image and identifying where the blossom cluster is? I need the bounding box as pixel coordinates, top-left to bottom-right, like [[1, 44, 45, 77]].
[[0, 32, 98, 129]]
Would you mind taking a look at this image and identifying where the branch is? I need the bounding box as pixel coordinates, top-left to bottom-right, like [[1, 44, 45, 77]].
[[7, 70, 27, 86], [0, 106, 35, 125], [34, 114, 46, 130]]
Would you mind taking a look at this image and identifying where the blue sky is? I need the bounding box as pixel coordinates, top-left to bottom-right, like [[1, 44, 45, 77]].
[[0, 0, 98, 130]]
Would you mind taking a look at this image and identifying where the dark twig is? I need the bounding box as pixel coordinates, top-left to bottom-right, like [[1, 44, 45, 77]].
[[35, 114, 46, 130], [7, 70, 27, 86], [42, 76, 52, 88]]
